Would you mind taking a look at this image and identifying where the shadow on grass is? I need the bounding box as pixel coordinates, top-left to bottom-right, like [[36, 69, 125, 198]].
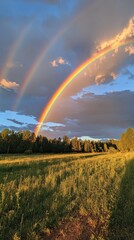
[[108, 158, 134, 240]]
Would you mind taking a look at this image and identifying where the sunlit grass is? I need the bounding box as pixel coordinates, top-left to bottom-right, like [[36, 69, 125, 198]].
[[0, 152, 134, 239]]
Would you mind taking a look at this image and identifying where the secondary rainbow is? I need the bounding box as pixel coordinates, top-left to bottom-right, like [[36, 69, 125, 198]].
[[14, 13, 82, 111], [0, 23, 32, 79], [35, 38, 134, 136], [13, 6, 89, 110]]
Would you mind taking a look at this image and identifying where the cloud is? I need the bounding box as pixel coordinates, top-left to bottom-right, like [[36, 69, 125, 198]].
[[44, 122, 65, 127], [95, 74, 105, 85], [0, 110, 37, 129], [43, 0, 60, 4], [110, 72, 118, 80], [50, 57, 70, 67], [1, 0, 134, 139], [112, 48, 119, 57], [0, 78, 19, 91], [95, 72, 117, 85], [122, 68, 134, 80], [7, 119, 24, 125], [125, 45, 134, 55], [41, 121, 65, 132], [26, 0, 60, 5], [40, 121, 65, 131], [97, 16, 134, 51], [43, 90, 134, 139], [50, 60, 58, 67]]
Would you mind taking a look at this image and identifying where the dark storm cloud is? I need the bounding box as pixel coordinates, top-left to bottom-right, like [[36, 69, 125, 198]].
[[43, 90, 134, 139], [76, 91, 134, 129], [0, 88, 17, 111]]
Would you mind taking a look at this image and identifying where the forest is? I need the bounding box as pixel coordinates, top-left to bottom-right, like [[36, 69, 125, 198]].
[[0, 128, 134, 154]]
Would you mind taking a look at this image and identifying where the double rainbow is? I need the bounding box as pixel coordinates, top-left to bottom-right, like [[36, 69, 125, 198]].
[[14, 26, 67, 110], [35, 38, 134, 136], [13, 9, 84, 111], [0, 23, 32, 80]]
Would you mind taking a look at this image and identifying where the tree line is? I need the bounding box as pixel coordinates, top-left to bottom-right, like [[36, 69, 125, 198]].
[[0, 128, 134, 154]]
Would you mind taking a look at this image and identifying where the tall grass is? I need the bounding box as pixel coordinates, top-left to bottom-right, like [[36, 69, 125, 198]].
[[0, 152, 134, 239]]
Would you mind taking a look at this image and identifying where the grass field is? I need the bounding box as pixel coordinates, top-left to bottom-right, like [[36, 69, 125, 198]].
[[0, 152, 134, 240]]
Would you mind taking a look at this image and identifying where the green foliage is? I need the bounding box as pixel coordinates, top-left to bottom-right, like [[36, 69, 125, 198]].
[[63, 136, 70, 152], [71, 137, 81, 152], [0, 127, 134, 154], [104, 143, 108, 152], [119, 128, 134, 152], [1, 129, 11, 139], [0, 129, 107, 154]]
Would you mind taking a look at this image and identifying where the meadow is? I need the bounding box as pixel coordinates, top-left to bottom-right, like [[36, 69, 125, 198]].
[[0, 152, 134, 240]]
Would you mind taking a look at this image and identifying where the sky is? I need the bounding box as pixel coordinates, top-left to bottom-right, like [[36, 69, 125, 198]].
[[0, 0, 134, 139]]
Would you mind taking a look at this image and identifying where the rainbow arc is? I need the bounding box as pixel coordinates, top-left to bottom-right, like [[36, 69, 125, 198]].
[[35, 38, 134, 136]]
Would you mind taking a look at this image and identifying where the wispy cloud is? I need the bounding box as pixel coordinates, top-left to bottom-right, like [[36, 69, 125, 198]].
[[50, 57, 70, 67], [0, 79, 19, 91]]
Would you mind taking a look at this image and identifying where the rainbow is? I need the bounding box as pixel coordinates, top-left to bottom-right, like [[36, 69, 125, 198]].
[[13, 5, 90, 110], [35, 38, 134, 136], [0, 23, 32, 79], [14, 16, 78, 111]]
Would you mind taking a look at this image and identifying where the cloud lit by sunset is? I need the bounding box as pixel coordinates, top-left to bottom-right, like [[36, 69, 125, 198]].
[[0, 79, 19, 91], [50, 57, 69, 67]]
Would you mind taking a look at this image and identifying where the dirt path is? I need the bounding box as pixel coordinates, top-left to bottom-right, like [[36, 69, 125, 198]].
[[42, 212, 108, 240]]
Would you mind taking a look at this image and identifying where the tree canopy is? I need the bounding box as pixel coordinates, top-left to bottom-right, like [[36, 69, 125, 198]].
[[0, 128, 133, 154]]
